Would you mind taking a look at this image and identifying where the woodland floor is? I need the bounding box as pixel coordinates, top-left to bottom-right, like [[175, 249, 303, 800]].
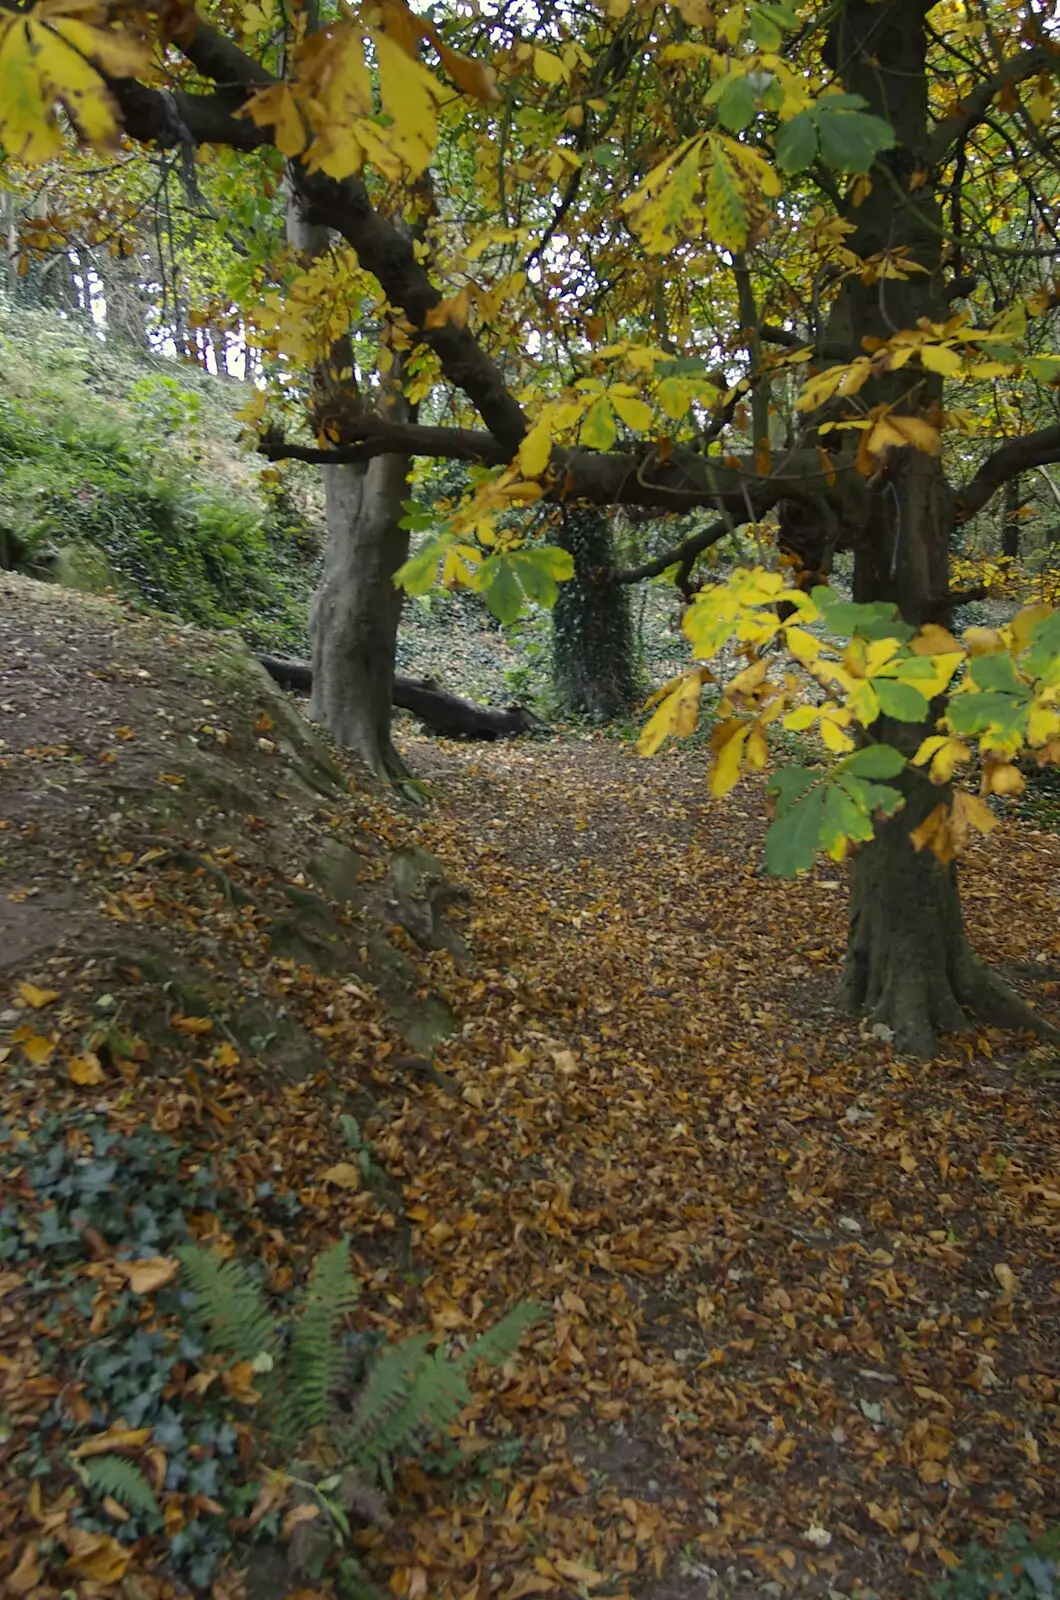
[[2, 577, 1060, 1600]]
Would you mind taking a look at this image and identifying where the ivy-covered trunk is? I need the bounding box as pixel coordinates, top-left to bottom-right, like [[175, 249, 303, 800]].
[[818, 0, 1056, 1053], [552, 507, 636, 720]]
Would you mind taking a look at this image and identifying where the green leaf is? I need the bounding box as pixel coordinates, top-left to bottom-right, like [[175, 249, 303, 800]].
[[968, 652, 1022, 693], [775, 111, 817, 173], [767, 764, 819, 812], [875, 678, 930, 720], [819, 780, 875, 856], [815, 103, 895, 173], [705, 147, 747, 250], [715, 75, 757, 132], [478, 554, 523, 623], [1023, 609, 1060, 679], [394, 533, 450, 595], [748, 2, 785, 48], [841, 743, 906, 778], [835, 773, 904, 818], [581, 397, 617, 450], [764, 784, 825, 876], [948, 691, 1028, 738], [817, 595, 915, 642], [510, 545, 574, 609]]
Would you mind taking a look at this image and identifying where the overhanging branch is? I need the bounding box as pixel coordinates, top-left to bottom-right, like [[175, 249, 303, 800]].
[[927, 43, 1056, 164], [956, 424, 1060, 522], [260, 423, 509, 465], [614, 518, 732, 583]]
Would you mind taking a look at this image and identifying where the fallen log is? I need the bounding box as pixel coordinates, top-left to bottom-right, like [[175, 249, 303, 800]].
[[257, 654, 546, 741]]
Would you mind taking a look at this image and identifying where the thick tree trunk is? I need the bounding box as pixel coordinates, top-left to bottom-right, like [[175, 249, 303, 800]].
[[840, 770, 1057, 1055], [308, 455, 412, 782], [814, 0, 1059, 1054], [552, 507, 637, 720]]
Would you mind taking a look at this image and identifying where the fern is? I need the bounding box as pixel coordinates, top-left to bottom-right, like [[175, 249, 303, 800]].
[[81, 1455, 160, 1518], [177, 1244, 276, 1365], [342, 1304, 544, 1480], [279, 1239, 360, 1439], [454, 1302, 544, 1373]]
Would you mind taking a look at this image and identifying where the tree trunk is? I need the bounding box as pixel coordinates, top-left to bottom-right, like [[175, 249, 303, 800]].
[[552, 507, 636, 720], [840, 766, 1056, 1055], [1002, 476, 1022, 559], [309, 454, 412, 782], [815, 0, 1059, 1053]]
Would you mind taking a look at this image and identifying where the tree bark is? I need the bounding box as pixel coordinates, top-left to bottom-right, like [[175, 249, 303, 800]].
[[816, 0, 1058, 1054], [552, 507, 637, 720], [840, 766, 1057, 1054], [308, 455, 413, 782]]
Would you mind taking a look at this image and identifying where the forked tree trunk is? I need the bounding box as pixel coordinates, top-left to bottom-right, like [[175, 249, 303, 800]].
[[309, 453, 412, 782]]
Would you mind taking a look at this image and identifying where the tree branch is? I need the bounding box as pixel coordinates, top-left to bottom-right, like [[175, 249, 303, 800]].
[[956, 424, 1060, 522], [927, 43, 1056, 165], [613, 518, 732, 583], [759, 325, 857, 363], [260, 423, 509, 465]]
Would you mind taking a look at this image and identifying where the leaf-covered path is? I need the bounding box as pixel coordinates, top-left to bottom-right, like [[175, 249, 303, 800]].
[[388, 731, 1060, 1599]]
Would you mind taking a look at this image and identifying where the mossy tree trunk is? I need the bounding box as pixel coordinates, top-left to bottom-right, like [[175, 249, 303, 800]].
[[552, 507, 636, 720]]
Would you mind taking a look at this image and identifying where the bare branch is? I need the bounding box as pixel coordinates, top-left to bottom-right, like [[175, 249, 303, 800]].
[[613, 519, 732, 584], [927, 43, 1056, 165], [956, 424, 1060, 522]]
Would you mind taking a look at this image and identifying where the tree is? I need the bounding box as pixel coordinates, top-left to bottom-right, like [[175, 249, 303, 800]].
[[3, 0, 1057, 1052], [552, 507, 636, 720]]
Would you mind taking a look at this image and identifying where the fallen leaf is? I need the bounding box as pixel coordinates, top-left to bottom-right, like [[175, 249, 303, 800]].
[[18, 981, 60, 1008], [8, 1542, 42, 1595], [21, 1034, 55, 1065], [113, 1257, 179, 1294], [320, 1161, 363, 1190], [62, 1529, 132, 1583], [282, 1503, 322, 1541], [72, 1427, 153, 1459], [68, 1050, 106, 1085]]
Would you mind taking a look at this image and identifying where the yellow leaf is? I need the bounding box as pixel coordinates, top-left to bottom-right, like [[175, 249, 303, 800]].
[[115, 1257, 180, 1294], [784, 625, 820, 664], [889, 415, 942, 455], [953, 790, 997, 836], [172, 1014, 212, 1035], [913, 734, 970, 783], [21, 1035, 55, 1066], [533, 47, 566, 84], [63, 1530, 132, 1583], [704, 138, 747, 251], [320, 1161, 363, 1191], [239, 82, 307, 156], [820, 714, 855, 753], [72, 1427, 153, 1460], [611, 392, 654, 431], [517, 416, 554, 479], [994, 1262, 1017, 1294], [910, 623, 961, 656], [373, 28, 441, 176], [964, 626, 1004, 656], [636, 671, 704, 756], [918, 343, 962, 377], [553, 1559, 604, 1587], [17, 982, 60, 1008], [982, 759, 1024, 796], [709, 722, 750, 797], [68, 1051, 106, 1086]]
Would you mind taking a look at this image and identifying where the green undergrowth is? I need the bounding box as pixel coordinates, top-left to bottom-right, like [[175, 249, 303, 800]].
[[0, 304, 319, 653]]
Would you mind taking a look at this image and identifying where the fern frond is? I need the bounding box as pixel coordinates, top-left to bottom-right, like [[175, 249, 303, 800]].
[[341, 1332, 431, 1464], [279, 1240, 360, 1437], [454, 1302, 545, 1374], [81, 1455, 160, 1518], [177, 1244, 276, 1364]]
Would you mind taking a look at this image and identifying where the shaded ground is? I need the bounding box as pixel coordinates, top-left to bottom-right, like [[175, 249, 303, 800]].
[[2, 575, 1060, 1600]]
